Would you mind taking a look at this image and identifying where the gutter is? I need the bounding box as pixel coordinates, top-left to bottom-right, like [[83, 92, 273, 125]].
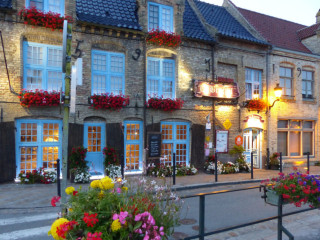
[[272, 47, 320, 60]]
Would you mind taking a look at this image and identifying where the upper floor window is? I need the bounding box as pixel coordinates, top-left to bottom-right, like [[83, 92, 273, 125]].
[[302, 70, 314, 99], [148, 2, 173, 32], [279, 67, 293, 96], [23, 42, 63, 91], [26, 0, 65, 15], [91, 50, 125, 95], [147, 57, 175, 99], [245, 68, 262, 100]]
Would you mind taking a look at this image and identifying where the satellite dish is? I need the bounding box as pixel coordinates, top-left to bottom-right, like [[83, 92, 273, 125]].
[[62, 20, 68, 73]]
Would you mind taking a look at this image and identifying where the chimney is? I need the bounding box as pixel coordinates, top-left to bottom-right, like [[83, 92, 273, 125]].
[[317, 9, 320, 24]]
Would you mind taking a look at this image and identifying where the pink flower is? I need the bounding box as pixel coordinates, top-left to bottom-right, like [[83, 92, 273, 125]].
[[51, 196, 61, 207], [87, 232, 102, 240]]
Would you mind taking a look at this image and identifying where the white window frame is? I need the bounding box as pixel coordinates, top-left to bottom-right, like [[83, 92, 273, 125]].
[[245, 68, 262, 100]]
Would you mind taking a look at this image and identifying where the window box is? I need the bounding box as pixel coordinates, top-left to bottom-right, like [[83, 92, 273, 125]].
[[18, 7, 73, 31], [244, 99, 266, 111], [18, 90, 61, 107], [89, 94, 130, 110], [147, 29, 181, 48], [146, 96, 183, 111]]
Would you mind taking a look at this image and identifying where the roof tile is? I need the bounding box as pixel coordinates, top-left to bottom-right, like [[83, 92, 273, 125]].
[[0, 0, 12, 9], [297, 23, 320, 40]]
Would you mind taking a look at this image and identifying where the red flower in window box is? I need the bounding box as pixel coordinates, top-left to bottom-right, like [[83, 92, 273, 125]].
[[146, 96, 184, 111], [89, 93, 130, 110], [18, 89, 61, 107], [147, 29, 181, 48], [246, 99, 266, 111], [18, 7, 73, 31]]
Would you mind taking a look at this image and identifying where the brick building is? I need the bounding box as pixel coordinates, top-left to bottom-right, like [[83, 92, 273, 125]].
[[0, 0, 319, 182]]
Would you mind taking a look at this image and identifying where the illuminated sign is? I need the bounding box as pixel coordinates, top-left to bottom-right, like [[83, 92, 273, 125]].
[[194, 80, 240, 99]]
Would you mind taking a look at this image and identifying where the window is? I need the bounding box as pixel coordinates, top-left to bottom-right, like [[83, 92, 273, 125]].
[[161, 122, 190, 166], [26, 0, 64, 15], [245, 68, 262, 100], [148, 2, 173, 32], [91, 50, 125, 95], [302, 70, 314, 99], [16, 119, 62, 175], [277, 120, 314, 157], [23, 42, 64, 91], [147, 57, 175, 98], [279, 67, 293, 96]]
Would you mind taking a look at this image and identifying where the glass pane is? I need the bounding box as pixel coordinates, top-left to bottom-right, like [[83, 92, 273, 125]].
[[161, 7, 171, 32], [87, 126, 102, 152], [110, 76, 123, 95], [176, 144, 187, 166], [43, 123, 59, 142], [277, 132, 287, 156], [27, 69, 42, 90], [303, 121, 313, 129], [20, 147, 37, 172], [125, 144, 140, 170], [278, 120, 288, 128], [303, 132, 313, 155], [93, 54, 107, 71], [161, 124, 173, 140], [27, 45, 43, 65], [289, 132, 301, 156], [30, 0, 44, 10], [161, 143, 172, 165], [149, 4, 159, 30], [290, 120, 301, 129], [42, 146, 58, 169], [92, 75, 107, 94], [48, 0, 61, 13], [110, 56, 124, 73], [48, 48, 62, 67], [21, 123, 37, 142]]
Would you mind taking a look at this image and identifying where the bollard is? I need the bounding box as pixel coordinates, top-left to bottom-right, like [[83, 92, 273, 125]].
[[173, 153, 176, 185], [121, 154, 124, 178], [251, 152, 254, 179], [57, 159, 61, 197], [277, 195, 283, 240], [215, 152, 218, 182], [307, 152, 310, 173], [267, 148, 270, 169], [199, 195, 205, 240], [280, 152, 283, 173]]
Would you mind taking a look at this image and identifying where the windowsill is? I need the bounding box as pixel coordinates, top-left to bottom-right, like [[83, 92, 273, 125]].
[[280, 96, 295, 102], [302, 98, 316, 104]]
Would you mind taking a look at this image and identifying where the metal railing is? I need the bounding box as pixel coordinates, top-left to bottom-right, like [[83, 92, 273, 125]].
[[181, 185, 314, 240]]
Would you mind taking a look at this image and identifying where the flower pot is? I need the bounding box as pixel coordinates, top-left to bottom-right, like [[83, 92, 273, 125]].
[[266, 190, 288, 206]]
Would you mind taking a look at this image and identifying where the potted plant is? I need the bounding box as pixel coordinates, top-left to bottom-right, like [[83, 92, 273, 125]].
[[18, 89, 61, 107], [146, 95, 184, 111], [245, 99, 266, 111], [89, 94, 130, 110], [204, 155, 216, 174], [268, 152, 280, 170], [147, 29, 181, 47], [229, 145, 250, 172], [103, 147, 121, 177], [68, 146, 88, 182]]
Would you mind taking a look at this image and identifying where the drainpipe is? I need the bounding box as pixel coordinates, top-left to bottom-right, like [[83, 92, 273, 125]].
[[211, 44, 216, 151], [266, 47, 271, 154], [143, 37, 147, 149]]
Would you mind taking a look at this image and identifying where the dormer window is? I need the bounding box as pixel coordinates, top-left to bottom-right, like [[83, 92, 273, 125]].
[[26, 0, 65, 15], [148, 2, 173, 32]]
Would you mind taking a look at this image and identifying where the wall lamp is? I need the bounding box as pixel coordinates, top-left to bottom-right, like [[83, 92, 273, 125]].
[[267, 84, 282, 112]]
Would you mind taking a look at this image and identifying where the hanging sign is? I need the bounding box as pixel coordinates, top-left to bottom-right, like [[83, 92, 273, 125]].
[[235, 135, 243, 146], [223, 119, 232, 130], [216, 130, 229, 153], [194, 80, 240, 99]]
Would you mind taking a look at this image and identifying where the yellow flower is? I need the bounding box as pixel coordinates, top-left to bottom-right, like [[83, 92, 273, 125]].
[[90, 180, 100, 189], [65, 186, 75, 195], [100, 176, 114, 190], [98, 190, 104, 199], [68, 208, 73, 212], [111, 219, 121, 232], [122, 186, 128, 191], [48, 218, 69, 240]]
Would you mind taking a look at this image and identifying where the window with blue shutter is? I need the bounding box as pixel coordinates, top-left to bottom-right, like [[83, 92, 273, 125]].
[[148, 2, 173, 32], [26, 0, 65, 15], [91, 50, 125, 95]]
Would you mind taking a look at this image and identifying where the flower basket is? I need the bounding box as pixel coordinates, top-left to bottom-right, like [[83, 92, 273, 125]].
[[90, 94, 130, 110], [266, 190, 289, 206], [146, 96, 184, 111], [245, 99, 266, 111], [18, 90, 61, 107], [18, 7, 73, 31], [147, 29, 181, 47]]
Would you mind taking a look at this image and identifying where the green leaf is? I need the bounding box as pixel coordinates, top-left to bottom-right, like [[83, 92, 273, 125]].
[[133, 221, 142, 231]]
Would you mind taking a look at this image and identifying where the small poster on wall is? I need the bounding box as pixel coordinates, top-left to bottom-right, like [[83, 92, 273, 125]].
[[216, 130, 229, 153]]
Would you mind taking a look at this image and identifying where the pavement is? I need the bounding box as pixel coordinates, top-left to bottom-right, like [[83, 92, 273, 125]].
[[0, 165, 320, 239]]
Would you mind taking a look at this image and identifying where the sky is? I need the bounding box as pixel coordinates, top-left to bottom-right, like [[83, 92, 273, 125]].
[[200, 0, 320, 26]]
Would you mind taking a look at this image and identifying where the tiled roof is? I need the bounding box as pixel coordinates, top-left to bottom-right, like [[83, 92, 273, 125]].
[[0, 0, 12, 9], [194, 0, 266, 44], [237, 8, 312, 54], [297, 23, 320, 40], [183, 0, 215, 42], [76, 0, 142, 30]]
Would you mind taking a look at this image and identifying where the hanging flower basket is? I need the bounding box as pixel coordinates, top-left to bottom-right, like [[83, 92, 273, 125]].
[[147, 29, 181, 47], [18, 7, 73, 31], [245, 99, 266, 111], [18, 89, 61, 107], [146, 96, 184, 111], [89, 94, 130, 110]]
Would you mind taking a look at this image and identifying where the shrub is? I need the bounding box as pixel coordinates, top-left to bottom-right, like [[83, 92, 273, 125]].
[[18, 167, 57, 184], [69, 146, 88, 173], [103, 147, 120, 168]]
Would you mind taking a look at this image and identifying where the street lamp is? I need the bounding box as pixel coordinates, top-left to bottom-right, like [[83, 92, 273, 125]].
[[267, 84, 282, 112]]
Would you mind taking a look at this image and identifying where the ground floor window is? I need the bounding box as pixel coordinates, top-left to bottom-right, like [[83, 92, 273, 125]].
[[277, 120, 314, 157], [16, 119, 62, 174], [124, 120, 143, 171], [161, 122, 190, 166]]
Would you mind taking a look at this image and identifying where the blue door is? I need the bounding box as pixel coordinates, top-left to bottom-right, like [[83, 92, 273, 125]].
[[84, 123, 105, 175], [124, 121, 143, 172]]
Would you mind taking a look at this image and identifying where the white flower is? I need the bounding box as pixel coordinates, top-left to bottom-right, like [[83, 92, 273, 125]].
[[151, 180, 156, 185]]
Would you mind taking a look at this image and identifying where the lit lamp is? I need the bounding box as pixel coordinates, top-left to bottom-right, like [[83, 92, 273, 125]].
[[267, 83, 282, 112]]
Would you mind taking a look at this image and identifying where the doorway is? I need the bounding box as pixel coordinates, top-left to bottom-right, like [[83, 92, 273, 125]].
[[243, 128, 262, 168]]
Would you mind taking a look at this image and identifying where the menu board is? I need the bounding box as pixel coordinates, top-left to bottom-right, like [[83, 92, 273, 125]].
[[148, 133, 161, 158], [216, 130, 229, 153]]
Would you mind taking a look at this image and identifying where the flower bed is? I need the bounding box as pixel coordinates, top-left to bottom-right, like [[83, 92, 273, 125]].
[[19, 7, 73, 31], [147, 163, 197, 177], [147, 29, 181, 47], [245, 99, 266, 111], [204, 159, 250, 174], [18, 90, 61, 107], [18, 167, 57, 184], [49, 177, 182, 240], [268, 152, 280, 169], [262, 169, 320, 208], [146, 96, 184, 111], [90, 94, 130, 110]]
